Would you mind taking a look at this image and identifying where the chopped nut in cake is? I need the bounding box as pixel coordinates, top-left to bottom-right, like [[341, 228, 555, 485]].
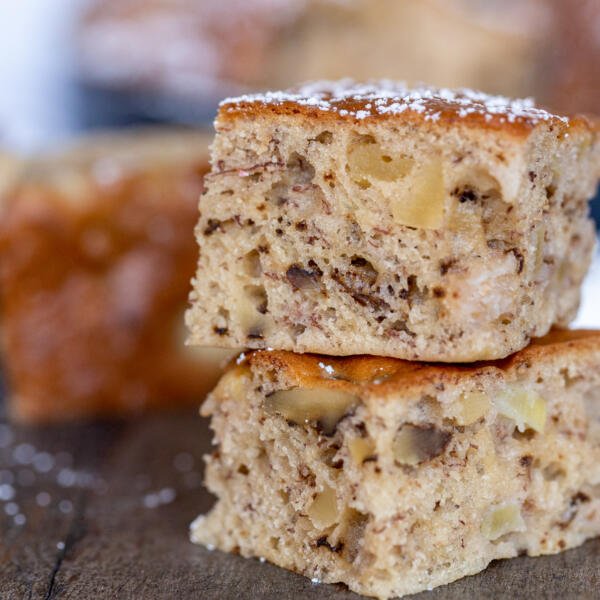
[[186, 80, 600, 361], [192, 329, 600, 598]]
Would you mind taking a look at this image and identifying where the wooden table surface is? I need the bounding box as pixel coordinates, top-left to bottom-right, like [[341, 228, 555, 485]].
[[1, 396, 599, 600]]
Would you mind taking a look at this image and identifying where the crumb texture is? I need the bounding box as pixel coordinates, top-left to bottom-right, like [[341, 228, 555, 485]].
[[192, 331, 600, 598]]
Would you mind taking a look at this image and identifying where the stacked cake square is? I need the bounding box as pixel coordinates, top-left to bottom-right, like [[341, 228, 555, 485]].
[[187, 81, 600, 598]]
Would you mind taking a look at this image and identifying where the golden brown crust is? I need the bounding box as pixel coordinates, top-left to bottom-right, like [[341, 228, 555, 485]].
[[243, 329, 600, 397], [218, 81, 598, 138]]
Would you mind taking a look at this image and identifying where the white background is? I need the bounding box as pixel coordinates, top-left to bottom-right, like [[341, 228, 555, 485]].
[[576, 251, 600, 328]]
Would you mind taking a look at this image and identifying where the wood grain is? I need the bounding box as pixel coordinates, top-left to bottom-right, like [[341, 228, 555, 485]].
[[0, 406, 599, 600]]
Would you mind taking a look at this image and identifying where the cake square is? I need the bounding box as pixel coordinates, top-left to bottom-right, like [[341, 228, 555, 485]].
[[187, 81, 599, 361], [192, 329, 600, 598], [0, 129, 234, 423]]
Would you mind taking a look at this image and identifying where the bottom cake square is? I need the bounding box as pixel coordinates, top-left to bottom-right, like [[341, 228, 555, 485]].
[[191, 330, 600, 598]]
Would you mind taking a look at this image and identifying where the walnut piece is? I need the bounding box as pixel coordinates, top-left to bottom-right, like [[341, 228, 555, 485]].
[[286, 263, 322, 290], [265, 388, 360, 435], [392, 424, 451, 466]]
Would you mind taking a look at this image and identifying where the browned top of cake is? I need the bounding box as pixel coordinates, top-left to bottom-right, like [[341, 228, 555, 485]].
[[241, 329, 600, 397], [218, 80, 597, 137]]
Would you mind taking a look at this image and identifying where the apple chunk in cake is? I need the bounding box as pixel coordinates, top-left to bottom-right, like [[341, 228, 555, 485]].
[[192, 329, 600, 599], [186, 81, 600, 361]]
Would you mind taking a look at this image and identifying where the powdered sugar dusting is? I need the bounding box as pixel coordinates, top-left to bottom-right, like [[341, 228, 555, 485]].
[[222, 79, 568, 125]]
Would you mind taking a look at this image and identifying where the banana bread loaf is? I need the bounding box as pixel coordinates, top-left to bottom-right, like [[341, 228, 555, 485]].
[[0, 129, 235, 422]]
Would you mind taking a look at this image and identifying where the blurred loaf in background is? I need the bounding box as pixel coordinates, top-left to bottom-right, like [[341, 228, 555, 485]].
[[76, 0, 600, 117], [0, 153, 21, 197], [1, 0, 596, 424], [0, 129, 234, 423]]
